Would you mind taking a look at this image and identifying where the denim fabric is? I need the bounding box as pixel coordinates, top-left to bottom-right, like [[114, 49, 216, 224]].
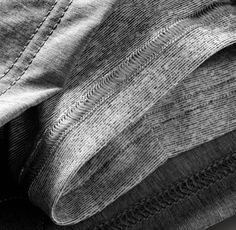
[[0, 0, 236, 229]]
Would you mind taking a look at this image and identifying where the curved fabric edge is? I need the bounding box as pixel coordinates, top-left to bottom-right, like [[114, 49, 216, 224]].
[[0, 0, 70, 127], [0, 0, 117, 128], [29, 7, 236, 226]]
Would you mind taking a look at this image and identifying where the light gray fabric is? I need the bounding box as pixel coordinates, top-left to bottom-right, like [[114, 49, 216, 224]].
[[0, 0, 116, 127], [0, 0, 236, 228], [22, 0, 236, 226]]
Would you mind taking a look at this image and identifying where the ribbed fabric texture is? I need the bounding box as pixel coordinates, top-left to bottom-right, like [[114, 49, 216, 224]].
[[77, 128, 236, 230], [17, 0, 236, 226], [0, 0, 236, 228], [1, 120, 236, 230]]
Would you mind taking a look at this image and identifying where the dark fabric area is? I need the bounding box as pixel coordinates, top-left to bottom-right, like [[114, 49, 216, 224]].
[[7, 106, 39, 182], [0, 0, 55, 76], [0, 1, 235, 229], [0, 199, 45, 230], [67, 128, 236, 230], [0, 107, 39, 182], [0, 124, 234, 230], [25, 3, 236, 224], [0, 106, 38, 198]]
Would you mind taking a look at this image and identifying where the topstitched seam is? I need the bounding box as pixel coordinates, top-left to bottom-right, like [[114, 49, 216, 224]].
[[24, 2, 234, 193], [20, 76, 235, 186], [0, 0, 58, 81], [93, 151, 236, 230], [0, 0, 73, 97], [81, 88, 236, 191], [23, 16, 195, 185]]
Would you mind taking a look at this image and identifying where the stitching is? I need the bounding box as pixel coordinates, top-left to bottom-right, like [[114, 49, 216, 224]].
[[0, 0, 58, 81], [18, 76, 236, 183], [21, 19, 188, 181], [76, 88, 236, 194], [93, 151, 236, 230], [41, 3, 229, 146], [72, 1, 229, 72], [26, 20, 205, 183], [45, 17, 232, 165], [25, 1, 233, 189], [58, 1, 228, 115], [27, 22, 200, 184], [0, 0, 73, 97], [52, 0, 229, 133], [189, 1, 227, 18], [47, 23, 196, 151]]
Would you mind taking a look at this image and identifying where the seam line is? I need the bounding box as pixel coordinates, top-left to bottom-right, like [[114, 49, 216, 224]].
[[0, 0, 73, 97], [0, 0, 58, 80], [25, 21, 194, 186], [24, 4, 234, 193], [28, 2, 232, 178]]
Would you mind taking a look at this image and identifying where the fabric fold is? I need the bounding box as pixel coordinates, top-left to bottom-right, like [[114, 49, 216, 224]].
[[0, 0, 116, 127], [18, 1, 236, 226]]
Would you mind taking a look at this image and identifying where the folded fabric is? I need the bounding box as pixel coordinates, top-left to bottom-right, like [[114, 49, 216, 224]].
[[0, 0, 236, 227]]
